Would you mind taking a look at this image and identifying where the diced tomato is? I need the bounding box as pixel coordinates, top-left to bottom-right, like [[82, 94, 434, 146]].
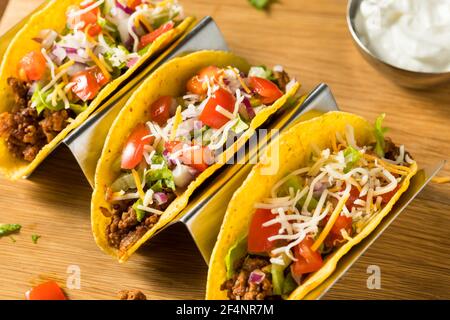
[[18, 51, 47, 82], [139, 21, 175, 50], [199, 88, 236, 129], [186, 66, 221, 95], [248, 77, 283, 105], [70, 70, 100, 102], [324, 214, 353, 248], [91, 66, 109, 87], [127, 0, 143, 10], [86, 23, 102, 37], [248, 208, 280, 254], [291, 237, 323, 276], [80, 1, 100, 15], [68, 2, 101, 36], [149, 96, 173, 126], [345, 185, 365, 210], [380, 185, 401, 204], [165, 141, 213, 172], [121, 123, 153, 169], [25, 281, 67, 300]]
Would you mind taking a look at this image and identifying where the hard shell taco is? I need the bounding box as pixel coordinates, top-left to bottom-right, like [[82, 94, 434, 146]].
[[0, 0, 194, 179], [91, 50, 300, 262], [206, 111, 418, 300]]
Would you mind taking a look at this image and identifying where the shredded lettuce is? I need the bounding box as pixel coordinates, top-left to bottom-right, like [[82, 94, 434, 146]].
[[225, 236, 248, 279], [374, 113, 389, 158], [343, 146, 361, 173], [232, 116, 249, 134], [105, 45, 131, 69], [32, 86, 63, 114], [145, 154, 176, 191], [248, 66, 273, 80], [282, 273, 297, 296], [132, 199, 146, 222]]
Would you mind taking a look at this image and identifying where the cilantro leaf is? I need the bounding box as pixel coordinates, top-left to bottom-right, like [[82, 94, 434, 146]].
[[374, 113, 389, 158], [344, 146, 362, 173], [31, 234, 41, 244], [0, 224, 21, 237], [132, 199, 146, 222], [249, 0, 272, 10]]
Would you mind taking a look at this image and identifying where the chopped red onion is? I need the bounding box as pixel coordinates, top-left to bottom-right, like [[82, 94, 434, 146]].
[[115, 0, 133, 15], [39, 29, 58, 49], [64, 47, 78, 54], [248, 270, 266, 284], [153, 192, 168, 205], [32, 37, 43, 44], [126, 57, 139, 68], [67, 53, 89, 64], [173, 164, 194, 188], [193, 120, 204, 131], [242, 97, 256, 120], [51, 46, 67, 65]]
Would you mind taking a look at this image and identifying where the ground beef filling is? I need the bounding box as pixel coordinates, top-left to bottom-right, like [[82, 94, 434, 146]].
[[370, 138, 412, 163], [0, 78, 71, 162], [221, 256, 273, 300], [273, 70, 291, 92], [106, 192, 176, 252]]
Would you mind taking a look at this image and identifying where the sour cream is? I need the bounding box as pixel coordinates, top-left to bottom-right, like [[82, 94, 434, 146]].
[[355, 0, 450, 73]]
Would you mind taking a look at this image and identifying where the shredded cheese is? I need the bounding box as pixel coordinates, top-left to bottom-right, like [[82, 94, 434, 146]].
[[131, 169, 145, 199], [68, 0, 105, 18], [215, 105, 235, 120], [86, 46, 111, 80], [56, 60, 75, 74], [432, 176, 450, 184], [311, 182, 351, 251], [170, 105, 183, 141]]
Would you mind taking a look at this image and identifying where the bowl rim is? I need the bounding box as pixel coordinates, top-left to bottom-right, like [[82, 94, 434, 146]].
[[346, 0, 450, 76]]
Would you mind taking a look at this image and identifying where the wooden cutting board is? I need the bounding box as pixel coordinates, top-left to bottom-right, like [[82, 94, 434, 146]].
[[1, 0, 450, 300]]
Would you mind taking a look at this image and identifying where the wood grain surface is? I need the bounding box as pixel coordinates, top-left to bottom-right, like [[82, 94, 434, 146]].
[[1, 0, 449, 300]]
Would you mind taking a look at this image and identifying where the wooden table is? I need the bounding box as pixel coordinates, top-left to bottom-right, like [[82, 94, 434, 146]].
[[1, 0, 449, 300]]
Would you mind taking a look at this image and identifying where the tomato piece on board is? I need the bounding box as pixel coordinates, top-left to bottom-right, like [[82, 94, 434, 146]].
[[18, 51, 47, 82], [291, 237, 323, 276], [149, 96, 173, 126], [186, 66, 221, 95], [248, 208, 280, 254], [248, 77, 283, 105], [165, 141, 213, 172], [139, 21, 175, 49], [199, 88, 236, 129], [121, 123, 153, 169], [25, 281, 67, 300]]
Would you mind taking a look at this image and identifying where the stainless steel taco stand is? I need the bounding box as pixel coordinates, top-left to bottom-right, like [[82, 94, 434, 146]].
[[61, 16, 229, 187]]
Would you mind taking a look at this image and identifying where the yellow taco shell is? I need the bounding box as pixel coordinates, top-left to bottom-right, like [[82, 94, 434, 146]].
[[206, 111, 417, 300], [91, 50, 300, 262], [0, 0, 194, 179]]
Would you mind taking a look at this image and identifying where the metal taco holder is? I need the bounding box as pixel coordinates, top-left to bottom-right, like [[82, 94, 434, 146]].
[[1, 10, 444, 299], [162, 83, 444, 298]]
